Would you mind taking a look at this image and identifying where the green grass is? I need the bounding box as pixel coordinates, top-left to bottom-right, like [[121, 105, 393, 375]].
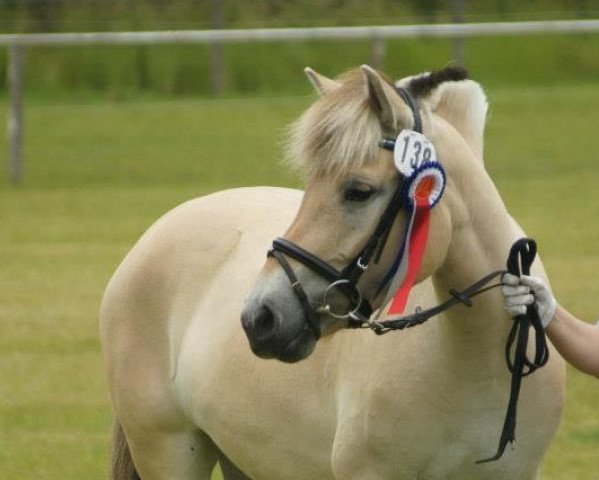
[[0, 96, 302, 188], [1, 85, 599, 479]]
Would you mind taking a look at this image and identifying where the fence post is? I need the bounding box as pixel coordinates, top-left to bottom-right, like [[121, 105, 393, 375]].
[[7, 44, 24, 185], [370, 35, 386, 70], [451, 0, 466, 65], [209, 0, 224, 95]]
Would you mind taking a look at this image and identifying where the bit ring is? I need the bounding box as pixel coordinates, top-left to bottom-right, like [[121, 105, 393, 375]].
[[321, 279, 363, 319]]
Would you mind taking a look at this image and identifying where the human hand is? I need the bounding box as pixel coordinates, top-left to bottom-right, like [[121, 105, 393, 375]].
[[501, 273, 557, 328]]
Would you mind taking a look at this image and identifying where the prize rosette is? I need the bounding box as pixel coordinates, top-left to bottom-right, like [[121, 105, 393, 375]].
[[404, 162, 446, 209], [377, 131, 447, 316]]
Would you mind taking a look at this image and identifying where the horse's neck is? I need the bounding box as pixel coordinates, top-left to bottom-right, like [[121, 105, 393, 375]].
[[433, 165, 518, 349]]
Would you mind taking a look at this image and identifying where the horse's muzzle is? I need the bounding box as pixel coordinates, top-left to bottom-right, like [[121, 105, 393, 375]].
[[241, 303, 316, 363], [241, 305, 278, 358]]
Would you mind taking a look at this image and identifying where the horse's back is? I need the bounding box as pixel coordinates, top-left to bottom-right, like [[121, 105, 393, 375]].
[[101, 186, 302, 324]]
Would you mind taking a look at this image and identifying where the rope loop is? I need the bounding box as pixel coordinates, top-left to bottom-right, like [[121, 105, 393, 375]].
[[477, 238, 550, 464]]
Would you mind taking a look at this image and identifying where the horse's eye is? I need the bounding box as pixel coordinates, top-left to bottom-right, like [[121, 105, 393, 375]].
[[344, 185, 375, 202]]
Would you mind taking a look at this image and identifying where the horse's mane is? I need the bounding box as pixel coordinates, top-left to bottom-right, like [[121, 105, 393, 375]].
[[287, 66, 487, 176], [404, 66, 469, 97], [396, 66, 488, 158]]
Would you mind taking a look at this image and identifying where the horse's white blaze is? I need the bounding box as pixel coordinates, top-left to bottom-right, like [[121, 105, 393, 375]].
[[100, 67, 565, 480]]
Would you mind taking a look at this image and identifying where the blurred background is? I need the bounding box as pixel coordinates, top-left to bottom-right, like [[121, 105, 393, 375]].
[[1, 1, 598, 479], [0, 1, 598, 102]]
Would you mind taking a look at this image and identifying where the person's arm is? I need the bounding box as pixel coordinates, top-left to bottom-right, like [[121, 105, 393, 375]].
[[545, 305, 599, 378], [502, 273, 599, 378]]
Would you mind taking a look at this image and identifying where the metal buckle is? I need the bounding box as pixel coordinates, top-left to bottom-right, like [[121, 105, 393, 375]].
[[319, 279, 363, 319], [356, 256, 368, 271]]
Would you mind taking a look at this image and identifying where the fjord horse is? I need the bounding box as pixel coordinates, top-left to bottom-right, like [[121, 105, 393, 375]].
[[100, 66, 564, 480]]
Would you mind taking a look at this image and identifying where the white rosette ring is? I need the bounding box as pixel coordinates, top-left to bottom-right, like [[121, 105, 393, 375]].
[[403, 162, 446, 208]]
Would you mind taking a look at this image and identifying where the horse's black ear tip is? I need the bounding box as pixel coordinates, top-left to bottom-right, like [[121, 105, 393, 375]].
[[447, 65, 470, 81]]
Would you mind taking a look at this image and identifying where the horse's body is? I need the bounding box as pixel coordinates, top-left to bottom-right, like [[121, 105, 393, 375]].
[[101, 67, 565, 480]]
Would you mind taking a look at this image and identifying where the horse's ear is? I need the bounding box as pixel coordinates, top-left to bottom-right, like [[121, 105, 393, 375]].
[[304, 67, 341, 96], [360, 64, 397, 132]]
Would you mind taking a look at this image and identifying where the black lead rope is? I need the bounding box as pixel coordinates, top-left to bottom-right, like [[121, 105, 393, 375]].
[[477, 238, 550, 464], [358, 268, 505, 333]]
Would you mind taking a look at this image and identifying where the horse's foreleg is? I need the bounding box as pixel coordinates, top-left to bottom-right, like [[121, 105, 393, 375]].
[[124, 425, 219, 480]]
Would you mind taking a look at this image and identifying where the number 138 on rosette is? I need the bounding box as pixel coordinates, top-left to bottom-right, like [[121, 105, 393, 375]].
[[393, 130, 438, 177]]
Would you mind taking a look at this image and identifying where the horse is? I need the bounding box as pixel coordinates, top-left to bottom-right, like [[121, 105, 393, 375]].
[[100, 65, 565, 480]]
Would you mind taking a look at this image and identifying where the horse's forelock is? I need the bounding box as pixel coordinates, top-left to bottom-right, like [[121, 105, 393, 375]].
[[286, 70, 384, 178]]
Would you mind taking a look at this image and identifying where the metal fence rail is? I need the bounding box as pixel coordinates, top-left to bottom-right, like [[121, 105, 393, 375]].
[[2, 20, 599, 46], [3, 19, 599, 184]]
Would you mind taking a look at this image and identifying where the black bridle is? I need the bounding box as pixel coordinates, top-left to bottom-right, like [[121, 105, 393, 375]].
[[266, 84, 550, 463]]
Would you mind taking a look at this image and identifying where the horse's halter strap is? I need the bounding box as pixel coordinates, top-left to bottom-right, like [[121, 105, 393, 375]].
[[268, 86, 422, 338]]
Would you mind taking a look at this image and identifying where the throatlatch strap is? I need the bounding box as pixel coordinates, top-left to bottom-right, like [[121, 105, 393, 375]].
[[396, 87, 423, 133], [477, 238, 549, 464]]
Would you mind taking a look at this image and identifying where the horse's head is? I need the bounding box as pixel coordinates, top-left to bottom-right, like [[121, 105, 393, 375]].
[[242, 65, 488, 362]]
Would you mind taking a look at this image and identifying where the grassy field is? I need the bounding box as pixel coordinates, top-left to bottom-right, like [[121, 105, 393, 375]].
[[1, 82, 599, 479]]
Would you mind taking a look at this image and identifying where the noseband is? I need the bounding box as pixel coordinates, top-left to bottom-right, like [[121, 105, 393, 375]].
[[268, 86, 425, 338]]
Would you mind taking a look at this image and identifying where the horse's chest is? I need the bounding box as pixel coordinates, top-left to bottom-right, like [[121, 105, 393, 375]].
[[333, 414, 532, 480], [332, 372, 538, 480]]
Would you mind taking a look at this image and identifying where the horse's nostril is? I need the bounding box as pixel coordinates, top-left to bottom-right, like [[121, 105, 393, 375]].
[[242, 305, 279, 358], [254, 306, 276, 339]]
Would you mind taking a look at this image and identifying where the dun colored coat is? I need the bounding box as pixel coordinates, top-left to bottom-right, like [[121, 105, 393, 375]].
[[100, 66, 565, 480]]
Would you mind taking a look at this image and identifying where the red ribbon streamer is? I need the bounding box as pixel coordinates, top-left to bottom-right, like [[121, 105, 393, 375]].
[[387, 177, 434, 314]]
